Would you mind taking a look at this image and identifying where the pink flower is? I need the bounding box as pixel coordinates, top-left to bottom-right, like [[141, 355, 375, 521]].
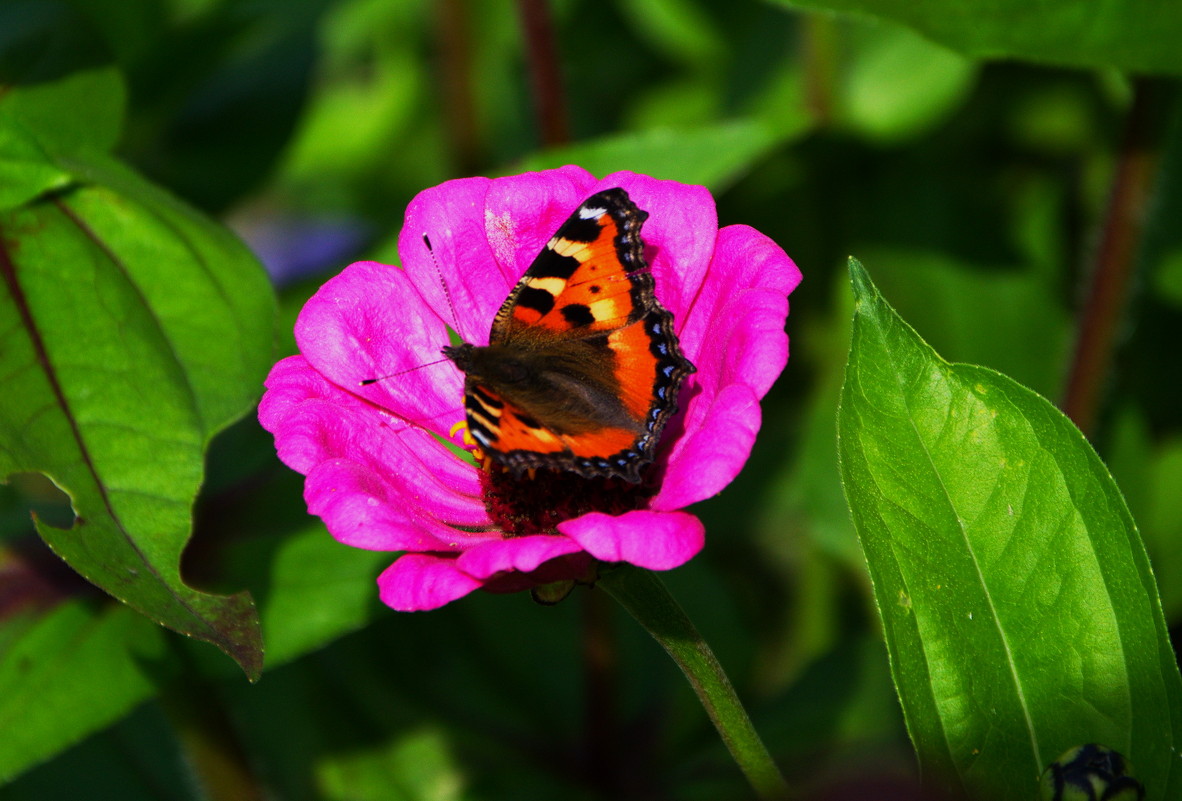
[[259, 166, 801, 611]]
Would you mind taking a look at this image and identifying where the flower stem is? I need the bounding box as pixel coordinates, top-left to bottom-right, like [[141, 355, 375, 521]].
[[597, 563, 791, 800], [582, 588, 622, 788], [515, 0, 570, 147], [1060, 78, 1174, 436], [434, 0, 483, 174]]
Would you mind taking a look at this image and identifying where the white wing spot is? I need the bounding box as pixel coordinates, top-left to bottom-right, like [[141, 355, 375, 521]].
[[579, 205, 605, 220]]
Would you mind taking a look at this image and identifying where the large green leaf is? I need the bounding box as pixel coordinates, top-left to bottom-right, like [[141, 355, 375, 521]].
[[770, 0, 1182, 75], [837, 258, 1182, 798], [0, 70, 275, 677]]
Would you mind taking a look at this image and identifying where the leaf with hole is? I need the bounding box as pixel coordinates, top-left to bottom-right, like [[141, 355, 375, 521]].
[[0, 92, 275, 677]]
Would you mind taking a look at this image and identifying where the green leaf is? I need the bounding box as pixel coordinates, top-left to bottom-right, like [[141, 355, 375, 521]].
[[223, 517, 389, 672], [515, 120, 799, 192], [1135, 436, 1182, 623], [0, 150, 276, 680], [838, 20, 976, 142], [315, 726, 466, 801], [0, 3, 126, 157], [1155, 248, 1182, 310], [0, 23, 126, 211], [0, 703, 195, 800], [258, 525, 386, 669], [0, 601, 169, 782], [769, 0, 1182, 75], [0, 66, 126, 159], [0, 114, 72, 210], [598, 564, 790, 800], [837, 258, 1182, 798], [616, 0, 725, 66]]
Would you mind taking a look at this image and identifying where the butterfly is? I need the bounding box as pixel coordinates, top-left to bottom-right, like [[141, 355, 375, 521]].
[[442, 188, 695, 483]]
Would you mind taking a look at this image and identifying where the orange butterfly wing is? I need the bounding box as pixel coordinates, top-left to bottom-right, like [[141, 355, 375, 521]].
[[444, 188, 694, 482]]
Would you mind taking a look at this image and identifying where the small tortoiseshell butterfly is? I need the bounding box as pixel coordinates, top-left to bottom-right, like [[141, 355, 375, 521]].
[[443, 188, 695, 483]]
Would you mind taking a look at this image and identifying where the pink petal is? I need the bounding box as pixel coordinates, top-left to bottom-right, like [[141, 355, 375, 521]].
[[261, 353, 497, 557], [260, 354, 487, 522], [673, 286, 786, 459], [259, 355, 332, 473], [455, 535, 584, 579], [398, 176, 504, 346], [656, 383, 762, 510], [483, 167, 598, 279], [304, 459, 454, 551], [378, 554, 483, 612], [716, 224, 802, 296], [659, 224, 798, 497], [558, 510, 705, 570], [304, 454, 501, 551], [480, 551, 595, 594], [294, 260, 463, 438], [676, 224, 799, 380]]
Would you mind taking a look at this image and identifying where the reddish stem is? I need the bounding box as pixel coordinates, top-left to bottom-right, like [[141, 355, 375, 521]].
[[435, 0, 483, 174], [801, 14, 838, 126], [1061, 79, 1171, 436], [515, 0, 570, 148]]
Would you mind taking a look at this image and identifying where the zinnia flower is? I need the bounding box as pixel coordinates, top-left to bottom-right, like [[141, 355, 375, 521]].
[[259, 166, 800, 611]]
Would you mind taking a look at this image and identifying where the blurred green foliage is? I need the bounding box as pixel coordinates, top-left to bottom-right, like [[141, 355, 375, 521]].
[[2, 0, 1181, 799]]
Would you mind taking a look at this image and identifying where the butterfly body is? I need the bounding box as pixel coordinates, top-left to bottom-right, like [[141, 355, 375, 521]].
[[442, 188, 694, 483]]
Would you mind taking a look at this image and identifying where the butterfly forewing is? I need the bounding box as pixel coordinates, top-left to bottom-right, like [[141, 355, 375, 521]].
[[445, 187, 695, 482], [493, 189, 651, 344]]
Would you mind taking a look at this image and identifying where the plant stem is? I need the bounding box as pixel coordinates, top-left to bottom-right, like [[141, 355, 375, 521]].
[[1061, 78, 1173, 436], [597, 563, 791, 800], [801, 13, 838, 126], [582, 587, 622, 789], [434, 0, 482, 174], [515, 0, 570, 148]]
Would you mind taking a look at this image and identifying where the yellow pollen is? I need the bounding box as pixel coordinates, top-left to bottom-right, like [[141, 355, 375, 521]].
[[450, 419, 484, 461]]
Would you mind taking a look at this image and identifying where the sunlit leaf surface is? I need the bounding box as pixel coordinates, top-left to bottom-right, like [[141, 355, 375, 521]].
[[838, 258, 1182, 798]]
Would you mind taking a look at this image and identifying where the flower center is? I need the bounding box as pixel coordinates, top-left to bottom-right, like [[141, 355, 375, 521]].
[[480, 464, 657, 537]]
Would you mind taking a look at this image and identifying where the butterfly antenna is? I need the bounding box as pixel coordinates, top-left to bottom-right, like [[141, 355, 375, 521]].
[[423, 234, 462, 334], [360, 356, 451, 385], [360, 237, 463, 388]]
